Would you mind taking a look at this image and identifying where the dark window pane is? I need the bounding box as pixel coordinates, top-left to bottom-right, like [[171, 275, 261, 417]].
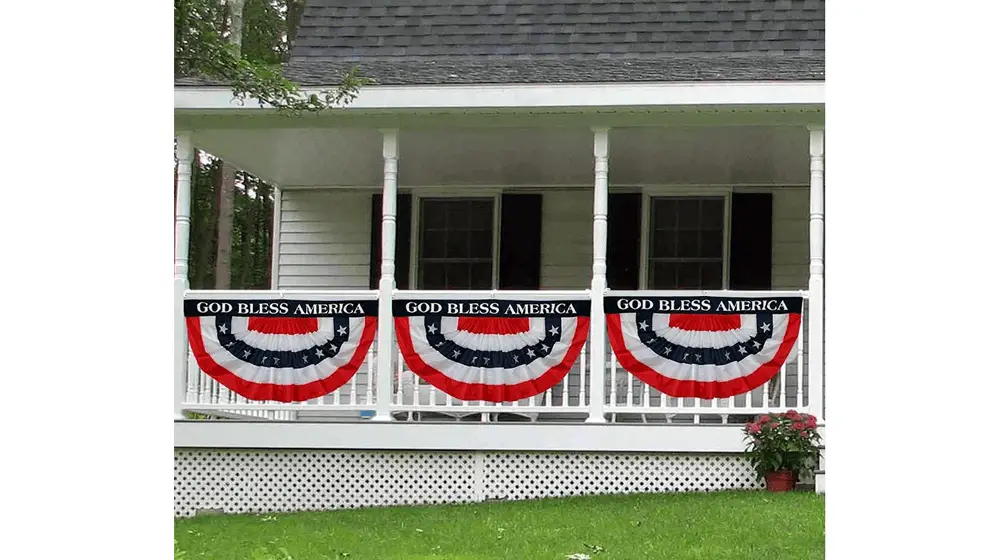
[[469, 230, 492, 258], [677, 231, 700, 258], [421, 263, 447, 289], [422, 201, 447, 229], [677, 199, 700, 230], [446, 201, 471, 230], [470, 263, 492, 289], [700, 230, 724, 258], [651, 230, 677, 258], [421, 230, 447, 258], [469, 201, 494, 229], [650, 262, 678, 289], [701, 262, 724, 289], [700, 199, 725, 229], [445, 232, 469, 258], [445, 263, 470, 289], [652, 200, 678, 229], [676, 263, 701, 289]]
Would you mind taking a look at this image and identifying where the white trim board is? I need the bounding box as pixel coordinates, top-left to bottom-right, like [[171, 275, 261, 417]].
[[174, 421, 750, 453], [176, 81, 824, 112]]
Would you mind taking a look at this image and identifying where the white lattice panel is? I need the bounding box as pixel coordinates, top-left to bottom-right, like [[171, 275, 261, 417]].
[[176, 449, 764, 517], [174, 450, 477, 517], [483, 452, 762, 501]]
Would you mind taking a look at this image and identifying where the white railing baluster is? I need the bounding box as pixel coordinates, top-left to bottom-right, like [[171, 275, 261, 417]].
[[626, 362, 635, 408], [395, 350, 404, 406], [579, 342, 588, 407], [185, 351, 199, 404], [365, 346, 375, 406]]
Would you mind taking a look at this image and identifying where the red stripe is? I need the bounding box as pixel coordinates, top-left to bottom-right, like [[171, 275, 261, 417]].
[[247, 317, 318, 334], [667, 314, 742, 332], [394, 316, 589, 403], [186, 316, 377, 403], [456, 317, 531, 334], [607, 313, 801, 400]]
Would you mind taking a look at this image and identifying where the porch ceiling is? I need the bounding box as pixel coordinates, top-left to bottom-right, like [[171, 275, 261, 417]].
[[188, 116, 815, 187]]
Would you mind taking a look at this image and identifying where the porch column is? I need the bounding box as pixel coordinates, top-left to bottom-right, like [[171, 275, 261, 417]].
[[586, 127, 610, 424], [807, 126, 825, 420], [372, 129, 399, 422], [174, 132, 194, 419]]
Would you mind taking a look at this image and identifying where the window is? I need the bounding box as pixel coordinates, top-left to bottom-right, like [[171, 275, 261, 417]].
[[417, 198, 495, 289], [647, 197, 726, 289]]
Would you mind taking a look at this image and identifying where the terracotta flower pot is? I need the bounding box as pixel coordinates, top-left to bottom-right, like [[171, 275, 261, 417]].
[[764, 470, 798, 492]]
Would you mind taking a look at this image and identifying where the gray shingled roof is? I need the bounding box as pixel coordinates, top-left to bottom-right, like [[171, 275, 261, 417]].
[[177, 0, 824, 87]]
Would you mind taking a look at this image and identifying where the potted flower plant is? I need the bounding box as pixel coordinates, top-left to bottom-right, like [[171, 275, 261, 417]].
[[742, 410, 822, 492]]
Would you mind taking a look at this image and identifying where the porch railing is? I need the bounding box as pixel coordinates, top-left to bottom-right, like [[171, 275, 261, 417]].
[[179, 289, 812, 423]]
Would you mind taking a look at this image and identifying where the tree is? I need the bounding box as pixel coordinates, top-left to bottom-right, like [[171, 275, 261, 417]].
[[174, 0, 371, 113]]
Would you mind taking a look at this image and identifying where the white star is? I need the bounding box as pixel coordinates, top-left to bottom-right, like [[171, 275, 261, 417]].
[[683, 353, 689, 360], [427, 324, 438, 334], [738, 345, 747, 355], [752, 340, 762, 349], [638, 321, 649, 331], [724, 352, 731, 359], [328, 342, 338, 352], [541, 344, 550, 352], [695, 353, 702, 362], [242, 350, 251, 358], [452, 350, 460, 358], [472, 356, 478, 363], [483, 357, 490, 364], [665, 346, 672, 353], [337, 326, 348, 335], [302, 355, 309, 362], [435, 341, 444, 347], [527, 349, 536, 357], [548, 326, 560, 336], [272, 357, 280, 365], [218, 324, 228, 334], [762, 323, 771, 332], [225, 342, 235, 348], [513, 355, 520, 363], [315, 349, 325, 358]]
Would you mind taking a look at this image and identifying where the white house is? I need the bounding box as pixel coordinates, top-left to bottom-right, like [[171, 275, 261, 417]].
[[173, 0, 825, 517]]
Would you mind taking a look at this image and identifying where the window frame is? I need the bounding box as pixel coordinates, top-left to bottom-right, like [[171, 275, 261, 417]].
[[409, 191, 502, 290], [638, 188, 732, 290]]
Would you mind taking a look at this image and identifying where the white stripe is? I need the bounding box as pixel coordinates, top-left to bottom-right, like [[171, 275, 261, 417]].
[[438, 316, 547, 351], [199, 316, 365, 386], [406, 316, 578, 386], [619, 313, 793, 383], [229, 316, 336, 351], [650, 313, 757, 349]]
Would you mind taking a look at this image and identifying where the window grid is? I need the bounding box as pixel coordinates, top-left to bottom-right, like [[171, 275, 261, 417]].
[[647, 196, 726, 290], [417, 198, 495, 290]]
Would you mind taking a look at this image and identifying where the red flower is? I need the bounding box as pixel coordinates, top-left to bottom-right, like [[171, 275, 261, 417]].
[[799, 431, 809, 438], [792, 422, 805, 431], [805, 416, 817, 428], [785, 410, 801, 420], [759, 415, 772, 423], [748, 424, 762, 434]]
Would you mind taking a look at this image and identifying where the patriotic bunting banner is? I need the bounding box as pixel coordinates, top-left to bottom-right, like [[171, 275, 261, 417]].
[[606, 295, 803, 399], [185, 299, 377, 402], [394, 298, 591, 402]]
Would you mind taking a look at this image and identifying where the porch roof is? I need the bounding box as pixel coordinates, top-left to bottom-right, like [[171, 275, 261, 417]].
[[175, 0, 825, 88]]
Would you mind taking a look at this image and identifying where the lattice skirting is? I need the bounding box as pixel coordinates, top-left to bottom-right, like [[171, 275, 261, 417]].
[[175, 449, 771, 517]]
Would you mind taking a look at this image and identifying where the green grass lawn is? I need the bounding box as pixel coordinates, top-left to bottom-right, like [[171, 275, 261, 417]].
[[174, 491, 824, 560]]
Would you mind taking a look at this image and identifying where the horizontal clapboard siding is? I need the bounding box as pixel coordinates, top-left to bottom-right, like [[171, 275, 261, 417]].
[[276, 189, 373, 289], [771, 189, 810, 290], [539, 190, 593, 289]]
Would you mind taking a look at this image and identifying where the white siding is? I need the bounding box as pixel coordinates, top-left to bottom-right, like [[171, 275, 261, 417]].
[[771, 189, 809, 290], [539, 190, 593, 289], [276, 189, 372, 290]]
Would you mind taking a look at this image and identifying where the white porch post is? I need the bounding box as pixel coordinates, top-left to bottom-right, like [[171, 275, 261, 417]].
[[807, 126, 825, 421], [586, 127, 610, 424], [174, 132, 194, 419], [372, 129, 399, 422]]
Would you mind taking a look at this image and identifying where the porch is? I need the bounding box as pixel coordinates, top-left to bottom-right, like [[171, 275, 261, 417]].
[[173, 116, 826, 427]]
